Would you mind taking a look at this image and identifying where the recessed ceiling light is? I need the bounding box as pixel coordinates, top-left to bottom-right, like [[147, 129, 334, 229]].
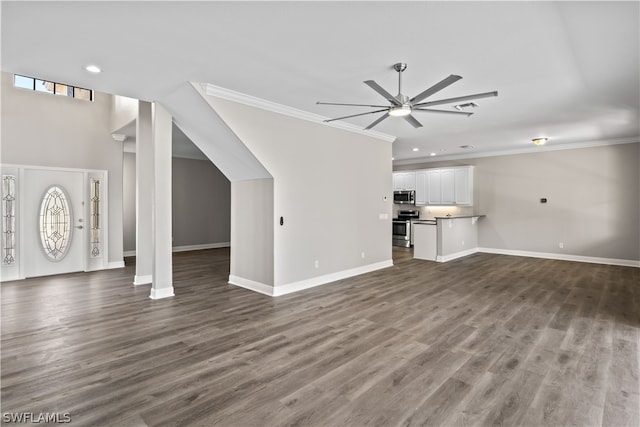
[[85, 64, 101, 73], [391, 157, 395, 160], [532, 137, 548, 146], [412, 148, 419, 152], [430, 152, 436, 156]]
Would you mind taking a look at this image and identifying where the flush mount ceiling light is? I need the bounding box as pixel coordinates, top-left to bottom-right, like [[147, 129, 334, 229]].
[[412, 148, 419, 152], [85, 64, 101, 73], [317, 63, 498, 130], [532, 137, 548, 146]]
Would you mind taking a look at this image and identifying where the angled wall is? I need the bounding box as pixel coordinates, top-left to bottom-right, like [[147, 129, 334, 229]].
[[204, 94, 394, 294]]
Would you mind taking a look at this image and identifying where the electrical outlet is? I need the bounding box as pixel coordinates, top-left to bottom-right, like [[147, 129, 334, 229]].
[[559, 242, 564, 249], [314, 260, 319, 268], [361, 252, 365, 259], [461, 240, 465, 246]]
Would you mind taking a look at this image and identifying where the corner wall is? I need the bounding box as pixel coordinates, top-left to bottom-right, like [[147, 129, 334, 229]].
[[208, 97, 393, 292], [230, 178, 274, 292]]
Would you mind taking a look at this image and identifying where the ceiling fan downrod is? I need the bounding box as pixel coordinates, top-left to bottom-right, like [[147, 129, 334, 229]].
[[393, 62, 407, 99]]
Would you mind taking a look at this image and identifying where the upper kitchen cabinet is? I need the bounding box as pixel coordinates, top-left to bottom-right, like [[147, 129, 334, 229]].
[[415, 171, 428, 205], [454, 166, 473, 205], [433, 166, 473, 206], [427, 169, 442, 204], [399, 166, 474, 206], [393, 171, 416, 191]]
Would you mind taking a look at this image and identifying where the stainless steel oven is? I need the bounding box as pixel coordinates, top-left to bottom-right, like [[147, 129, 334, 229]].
[[392, 210, 419, 247]]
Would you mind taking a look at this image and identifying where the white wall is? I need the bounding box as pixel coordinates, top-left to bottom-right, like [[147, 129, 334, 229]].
[[110, 95, 137, 133], [122, 152, 231, 252], [208, 97, 393, 290], [230, 178, 274, 288], [0, 72, 124, 265], [396, 143, 640, 263]]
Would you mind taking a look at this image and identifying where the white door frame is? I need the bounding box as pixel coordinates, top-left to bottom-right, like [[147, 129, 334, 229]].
[[0, 164, 108, 281]]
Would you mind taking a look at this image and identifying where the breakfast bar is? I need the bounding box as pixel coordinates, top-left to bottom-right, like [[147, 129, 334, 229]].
[[413, 215, 485, 262]]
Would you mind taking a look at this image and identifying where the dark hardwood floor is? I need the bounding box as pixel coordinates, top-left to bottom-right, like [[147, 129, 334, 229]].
[[2, 248, 639, 426]]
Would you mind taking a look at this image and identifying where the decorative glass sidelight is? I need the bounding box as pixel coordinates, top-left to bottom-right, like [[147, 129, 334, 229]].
[[2, 175, 16, 265], [90, 179, 101, 257], [39, 186, 72, 260]]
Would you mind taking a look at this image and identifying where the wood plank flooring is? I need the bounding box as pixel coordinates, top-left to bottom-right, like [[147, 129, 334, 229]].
[[1, 248, 639, 426]]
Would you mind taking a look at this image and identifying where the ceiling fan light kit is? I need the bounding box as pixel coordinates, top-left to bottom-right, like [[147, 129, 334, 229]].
[[317, 62, 498, 130], [389, 105, 412, 117]]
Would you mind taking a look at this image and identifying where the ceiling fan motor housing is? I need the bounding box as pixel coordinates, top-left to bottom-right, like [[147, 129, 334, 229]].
[[393, 63, 407, 72]]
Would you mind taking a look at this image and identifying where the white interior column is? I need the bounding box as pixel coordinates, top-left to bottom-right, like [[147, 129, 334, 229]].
[[134, 101, 153, 285], [149, 102, 174, 299]]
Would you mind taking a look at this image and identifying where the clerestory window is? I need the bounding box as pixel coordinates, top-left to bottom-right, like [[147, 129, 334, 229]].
[[14, 74, 93, 101]]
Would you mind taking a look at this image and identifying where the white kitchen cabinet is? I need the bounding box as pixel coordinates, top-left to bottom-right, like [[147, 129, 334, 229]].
[[394, 166, 473, 205], [426, 166, 473, 206], [454, 166, 473, 205], [441, 168, 455, 204], [427, 170, 441, 204], [393, 171, 416, 191], [415, 171, 428, 205]]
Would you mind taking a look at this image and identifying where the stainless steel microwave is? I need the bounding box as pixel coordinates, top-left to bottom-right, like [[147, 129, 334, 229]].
[[393, 190, 415, 205]]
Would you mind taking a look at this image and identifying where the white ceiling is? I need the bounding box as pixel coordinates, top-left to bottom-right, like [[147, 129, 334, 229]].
[[2, 1, 638, 163]]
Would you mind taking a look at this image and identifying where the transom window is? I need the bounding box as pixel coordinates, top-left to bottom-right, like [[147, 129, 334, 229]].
[[14, 74, 93, 101]]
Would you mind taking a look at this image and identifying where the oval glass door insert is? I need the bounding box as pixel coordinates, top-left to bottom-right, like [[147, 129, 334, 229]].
[[39, 185, 73, 261]]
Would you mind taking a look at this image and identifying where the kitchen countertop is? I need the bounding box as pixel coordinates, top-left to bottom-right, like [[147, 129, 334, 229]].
[[433, 214, 486, 220]]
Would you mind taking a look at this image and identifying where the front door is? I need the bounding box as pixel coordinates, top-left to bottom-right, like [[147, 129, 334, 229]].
[[24, 169, 84, 277]]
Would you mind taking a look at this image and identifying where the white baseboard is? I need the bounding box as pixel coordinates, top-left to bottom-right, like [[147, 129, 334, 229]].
[[149, 287, 175, 299], [229, 259, 394, 297], [437, 248, 479, 263], [107, 261, 125, 269], [124, 242, 230, 258], [172, 242, 231, 252], [478, 247, 640, 268], [228, 275, 275, 296], [273, 259, 394, 296], [133, 274, 152, 286]]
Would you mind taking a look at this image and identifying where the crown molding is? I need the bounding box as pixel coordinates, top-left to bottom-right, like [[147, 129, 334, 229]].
[[201, 83, 396, 143], [393, 136, 639, 166]]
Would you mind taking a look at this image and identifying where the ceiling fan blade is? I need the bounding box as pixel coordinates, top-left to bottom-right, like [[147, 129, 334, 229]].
[[323, 108, 389, 123], [414, 91, 498, 108], [363, 80, 401, 105], [364, 113, 390, 130], [316, 101, 390, 108], [410, 74, 462, 104], [403, 114, 423, 128], [413, 108, 473, 117]]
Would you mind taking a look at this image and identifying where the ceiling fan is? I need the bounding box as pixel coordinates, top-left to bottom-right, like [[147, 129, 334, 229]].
[[317, 63, 498, 130]]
